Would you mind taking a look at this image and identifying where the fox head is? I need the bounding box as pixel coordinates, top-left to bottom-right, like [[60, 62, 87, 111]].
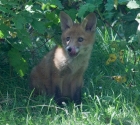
[[60, 11, 97, 57]]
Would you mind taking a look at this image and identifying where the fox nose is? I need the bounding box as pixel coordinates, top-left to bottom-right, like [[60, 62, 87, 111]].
[[67, 47, 72, 52], [66, 46, 79, 57]]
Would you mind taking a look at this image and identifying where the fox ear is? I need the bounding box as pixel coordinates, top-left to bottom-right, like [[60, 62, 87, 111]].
[[60, 11, 73, 31], [81, 13, 97, 32]]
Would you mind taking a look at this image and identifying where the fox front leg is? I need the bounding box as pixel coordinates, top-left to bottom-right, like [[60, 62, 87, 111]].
[[55, 85, 72, 106], [54, 86, 62, 105], [73, 87, 82, 105]]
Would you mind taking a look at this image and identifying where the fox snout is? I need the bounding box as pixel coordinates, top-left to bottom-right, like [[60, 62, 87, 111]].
[[66, 46, 79, 57]]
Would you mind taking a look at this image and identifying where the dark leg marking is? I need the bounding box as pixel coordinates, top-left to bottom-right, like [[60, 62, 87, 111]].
[[54, 86, 71, 106], [73, 87, 81, 105], [54, 86, 61, 100], [54, 86, 63, 105]]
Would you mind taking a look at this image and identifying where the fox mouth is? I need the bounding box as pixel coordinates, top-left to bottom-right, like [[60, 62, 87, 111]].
[[66, 46, 79, 57], [68, 51, 78, 57]]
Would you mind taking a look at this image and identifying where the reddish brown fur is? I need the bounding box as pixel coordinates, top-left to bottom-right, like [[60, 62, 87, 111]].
[[30, 11, 97, 104]]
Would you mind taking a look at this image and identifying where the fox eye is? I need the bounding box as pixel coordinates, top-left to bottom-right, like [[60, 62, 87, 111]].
[[78, 37, 84, 42], [66, 37, 70, 41]]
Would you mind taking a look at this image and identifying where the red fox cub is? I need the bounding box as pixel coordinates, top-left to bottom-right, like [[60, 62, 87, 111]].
[[30, 11, 97, 104]]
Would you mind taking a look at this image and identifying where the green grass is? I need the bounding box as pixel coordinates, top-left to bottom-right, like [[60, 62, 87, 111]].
[[1, 28, 140, 125], [0, 80, 140, 125]]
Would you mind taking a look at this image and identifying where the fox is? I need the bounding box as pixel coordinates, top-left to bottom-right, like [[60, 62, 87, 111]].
[[30, 11, 97, 105]]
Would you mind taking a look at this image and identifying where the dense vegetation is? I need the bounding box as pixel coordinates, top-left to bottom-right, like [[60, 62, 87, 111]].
[[0, 0, 140, 124]]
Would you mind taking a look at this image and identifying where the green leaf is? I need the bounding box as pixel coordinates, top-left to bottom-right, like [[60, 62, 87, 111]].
[[17, 29, 30, 38], [0, 30, 4, 38], [12, 42, 26, 51], [22, 36, 32, 47], [127, 0, 140, 9], [32, 19, 46, 34], [0, 23, 11, 38], [50, 0, 63, 9], [78, 3, 96, 17], [13, 15, 26, 29], [65, 9, 77, 21], [1, 0, 18, 6], [12, 29, 32, 50], [21, 11, 33, 23], [105, 0, 114, 11], [45, 12, 59, 24], [0, 6, 9, 13], [39, 0, 63, 9], [8, 48, 28, 77], [104, 12, 115, 19], [123, 21, 138, 40], [87, 0, 103, 6], [12, 37, 31, 51], [118, 0, 129, 4], [122, 9, 140, 21]]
